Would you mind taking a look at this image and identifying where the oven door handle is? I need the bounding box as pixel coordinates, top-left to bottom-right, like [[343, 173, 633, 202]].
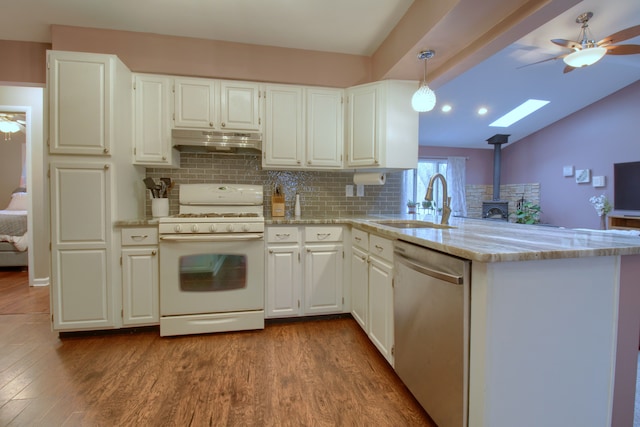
[[160, 233, 264, 242]]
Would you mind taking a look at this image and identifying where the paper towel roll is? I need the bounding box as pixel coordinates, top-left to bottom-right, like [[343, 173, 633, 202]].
[[353, 172, 386, 185]]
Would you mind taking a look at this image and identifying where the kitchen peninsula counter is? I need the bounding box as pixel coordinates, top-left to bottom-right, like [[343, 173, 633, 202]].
[[270, 215, 640, 426], [266, 215, 640, 262]]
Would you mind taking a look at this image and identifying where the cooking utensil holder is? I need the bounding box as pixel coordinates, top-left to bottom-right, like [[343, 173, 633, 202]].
[[152, 198, 169, 218]]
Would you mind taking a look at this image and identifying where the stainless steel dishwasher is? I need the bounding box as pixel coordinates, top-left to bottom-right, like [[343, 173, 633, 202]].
[[394, 239, 470, 427]]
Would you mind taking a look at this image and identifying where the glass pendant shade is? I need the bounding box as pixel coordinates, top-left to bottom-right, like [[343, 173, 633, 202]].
[[412, 83, 437, 112], [563, 47, 607, 68]]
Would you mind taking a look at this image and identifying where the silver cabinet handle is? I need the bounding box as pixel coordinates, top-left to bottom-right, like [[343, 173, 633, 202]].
[[375, 245, 384, 251], [131, 235, 148, 241], [316, 233, 331, 240], [354, 236, 361, 241], [275, 233, 291, 238]]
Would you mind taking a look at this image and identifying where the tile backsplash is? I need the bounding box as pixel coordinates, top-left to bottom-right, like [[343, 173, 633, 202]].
[[146, 153, 404, 217]]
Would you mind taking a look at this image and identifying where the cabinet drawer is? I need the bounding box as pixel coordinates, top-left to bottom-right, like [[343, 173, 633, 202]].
[[267, 227, 299, 243], [121, 227, 159, 246], [351, 228, 369, 250], [369, 234, 393, 262], [305, 226, 343, 243]]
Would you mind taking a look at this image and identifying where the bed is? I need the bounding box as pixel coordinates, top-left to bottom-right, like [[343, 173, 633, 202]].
[[0, 188, 28, 267]]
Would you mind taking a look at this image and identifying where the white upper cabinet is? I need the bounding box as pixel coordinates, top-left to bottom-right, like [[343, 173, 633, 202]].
[[263, 84, 304, 168], [346, 80, 419, 170], [220, 80, 262, 131], [48, 51, 117, 156], [174, 77, 218, 128], [305, 87, 344, 168], [174, 77, 262, 132], [263, 85, 344, 170], [133, 74, 178, 167]]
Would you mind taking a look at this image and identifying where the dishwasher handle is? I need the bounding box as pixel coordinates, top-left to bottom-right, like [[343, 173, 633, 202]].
[[395, 252, 464, 285]]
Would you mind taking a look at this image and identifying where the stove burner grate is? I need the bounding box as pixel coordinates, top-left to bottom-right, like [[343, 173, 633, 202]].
[[173, 212, 260, 218]]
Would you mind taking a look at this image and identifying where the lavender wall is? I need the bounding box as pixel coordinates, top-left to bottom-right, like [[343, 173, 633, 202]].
[[502, 80, 640, 229]]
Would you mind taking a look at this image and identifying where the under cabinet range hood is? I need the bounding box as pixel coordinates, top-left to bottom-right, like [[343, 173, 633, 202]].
[[172, 129, 262, 154]]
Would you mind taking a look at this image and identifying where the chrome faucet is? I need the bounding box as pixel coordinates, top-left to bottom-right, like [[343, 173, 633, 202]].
[[425, 173, 452, 225]]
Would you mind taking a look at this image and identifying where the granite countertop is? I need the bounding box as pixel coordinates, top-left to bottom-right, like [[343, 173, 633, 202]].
[[267, 214, 640, 263], [116, 215, 640, 263]]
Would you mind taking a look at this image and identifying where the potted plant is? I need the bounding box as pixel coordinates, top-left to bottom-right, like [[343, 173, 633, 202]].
[[512, 200, 542, 224], [407, 200, 418, 214], [421, 200, 434, 211]]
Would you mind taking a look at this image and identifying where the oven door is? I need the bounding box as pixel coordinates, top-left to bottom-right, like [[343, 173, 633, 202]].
[[159, 233, 264, 316]]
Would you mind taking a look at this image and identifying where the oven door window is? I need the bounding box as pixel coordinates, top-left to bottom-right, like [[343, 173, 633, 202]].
[[179, 254, 247, 292]]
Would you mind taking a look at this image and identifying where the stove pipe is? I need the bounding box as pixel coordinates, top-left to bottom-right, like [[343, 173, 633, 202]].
[[486, 134, 510, 201]]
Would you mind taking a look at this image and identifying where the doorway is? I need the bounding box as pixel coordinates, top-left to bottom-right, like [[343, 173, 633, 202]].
[[0, 86, 46, 288]]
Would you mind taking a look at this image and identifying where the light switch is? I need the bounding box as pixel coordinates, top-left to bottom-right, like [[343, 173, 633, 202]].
[[563, 165, 574, 177], [356, 184, 364, 197], [345, 184, 353, 197]]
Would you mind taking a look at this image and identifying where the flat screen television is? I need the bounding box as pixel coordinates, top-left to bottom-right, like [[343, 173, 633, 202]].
[[614, 161, 640, 211]]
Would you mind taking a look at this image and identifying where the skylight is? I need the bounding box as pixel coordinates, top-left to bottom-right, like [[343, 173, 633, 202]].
[[489, 99, 550, 127]]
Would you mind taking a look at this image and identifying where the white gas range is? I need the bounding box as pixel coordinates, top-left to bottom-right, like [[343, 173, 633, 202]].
[[158, 184, 265, 337]]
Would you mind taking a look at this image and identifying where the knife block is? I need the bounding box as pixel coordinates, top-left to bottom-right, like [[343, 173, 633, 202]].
[[271, 194, 285, 217]]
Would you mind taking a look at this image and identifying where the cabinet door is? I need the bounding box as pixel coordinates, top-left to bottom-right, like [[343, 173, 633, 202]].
[[50, 162, 113, 330], [174, 77, 217, 128], [266, 244, 301, 318], [304, 243, 343, 315], [351, 246, 368, 330], [48, 51, 112, 156], [347, 84, 378, 167], [263, 85, 303, 168], [368, 256, 394, 365], [220, 81, 261, 131], [122, 247, 159, 325], [306, 88, 343, 168], [133, 74, 176, 166]]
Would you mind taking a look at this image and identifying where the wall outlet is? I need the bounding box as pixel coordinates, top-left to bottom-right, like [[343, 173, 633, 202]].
[[345, 184, 353, 197], [356, 184, 365, 197]]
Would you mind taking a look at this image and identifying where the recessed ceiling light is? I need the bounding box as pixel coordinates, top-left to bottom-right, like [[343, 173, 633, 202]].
[[441, 104, 452, 113], [478, 107, 488, 115], [489, 99, 550, 127]]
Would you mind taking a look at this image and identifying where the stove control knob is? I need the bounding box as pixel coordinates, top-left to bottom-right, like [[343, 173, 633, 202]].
[[174, 224, 182, 233], [226, 224, 234, 232], [191, 224, 199, 233], [209, 224, 217, 233], [241, 224, 250, 232]]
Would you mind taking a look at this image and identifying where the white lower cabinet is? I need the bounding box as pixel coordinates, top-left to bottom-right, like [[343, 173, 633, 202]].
[[350, 229, 369, 329], [266, 226, 344, 318], [120, 227, 159, 326], [50, 162, 114, 330], [350, 228, 394, 365], [266, 227, 301, 318]]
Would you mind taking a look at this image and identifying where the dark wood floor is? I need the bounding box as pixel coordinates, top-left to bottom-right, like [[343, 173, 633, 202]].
[[0, 269, 435, 426]]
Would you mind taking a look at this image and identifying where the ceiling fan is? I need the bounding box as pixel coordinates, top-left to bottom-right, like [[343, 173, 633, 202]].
[[523, 12, 640, 73]]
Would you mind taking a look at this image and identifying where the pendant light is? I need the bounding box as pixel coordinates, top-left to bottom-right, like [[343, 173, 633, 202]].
[[411, 50, 436, 112]]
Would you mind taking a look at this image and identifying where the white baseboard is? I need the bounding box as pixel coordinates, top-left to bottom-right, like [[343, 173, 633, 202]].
[[31, 277, 50, 287]]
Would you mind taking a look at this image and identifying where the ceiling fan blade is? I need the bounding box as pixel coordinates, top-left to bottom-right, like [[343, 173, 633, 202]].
[[598, 25, 640, 47], [517, 54, 566, 69], [563, 65, 576, 74], [551, 38, 581, 50], [605, 44, 640, 55]]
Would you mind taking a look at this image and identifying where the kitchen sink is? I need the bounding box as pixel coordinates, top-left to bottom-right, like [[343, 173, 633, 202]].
[[370, 220, 456, 229]]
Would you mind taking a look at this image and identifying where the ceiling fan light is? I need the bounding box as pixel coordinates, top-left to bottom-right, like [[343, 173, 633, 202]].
[[563, 46, 607, 67], [411, 83, 437, 112], [0, 121, 20, 133]]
